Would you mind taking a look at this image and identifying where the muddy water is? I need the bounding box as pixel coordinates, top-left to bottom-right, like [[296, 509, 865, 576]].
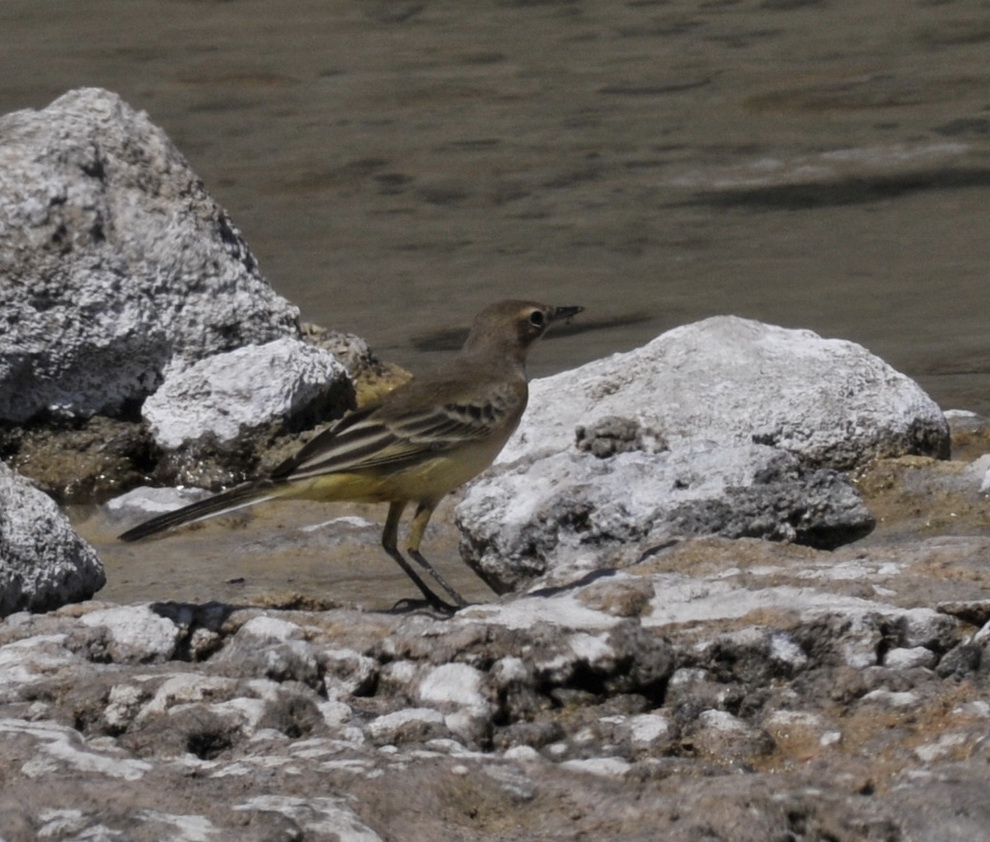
[[3, 0, 988, 403], [6, 0, 990, 603]]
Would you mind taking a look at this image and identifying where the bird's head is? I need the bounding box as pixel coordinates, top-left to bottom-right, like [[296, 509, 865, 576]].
[[463, 300, 583, 362]]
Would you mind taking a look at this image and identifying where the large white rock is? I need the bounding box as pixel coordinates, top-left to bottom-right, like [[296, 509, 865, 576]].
[[0, 88, 300, 423], [457, 318, 946, 592], [142, 338, 349, 450], [0, 463, 105, 616], [500, 316, 948, 469]]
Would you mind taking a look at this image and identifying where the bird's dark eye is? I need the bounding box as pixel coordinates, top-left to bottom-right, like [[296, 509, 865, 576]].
[[529, 310, 545, 328]]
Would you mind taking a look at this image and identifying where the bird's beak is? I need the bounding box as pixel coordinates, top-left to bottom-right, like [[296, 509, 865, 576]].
[[550, 305, 583, 323]]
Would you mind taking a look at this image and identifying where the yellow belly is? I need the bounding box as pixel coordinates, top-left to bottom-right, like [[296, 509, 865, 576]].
[[280, 434, 510, 506]]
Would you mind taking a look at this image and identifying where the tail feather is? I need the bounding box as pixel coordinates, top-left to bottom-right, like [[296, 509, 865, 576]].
[[118, 480, 281, 542]]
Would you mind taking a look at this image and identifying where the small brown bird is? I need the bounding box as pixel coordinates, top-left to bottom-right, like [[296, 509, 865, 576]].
[[120, 300, 582, 611]]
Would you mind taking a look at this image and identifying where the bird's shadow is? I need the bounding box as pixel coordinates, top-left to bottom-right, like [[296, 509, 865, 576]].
[[524, 567, 621, 599]]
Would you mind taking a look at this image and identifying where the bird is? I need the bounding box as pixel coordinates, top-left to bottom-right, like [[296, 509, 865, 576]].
[[119, 300, 583, 611]]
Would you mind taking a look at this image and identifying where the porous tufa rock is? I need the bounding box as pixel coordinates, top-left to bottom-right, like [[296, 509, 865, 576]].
[[457, 317, 948, 592], [458, 443, 874, 592], [0, 462, 105, 616], [141, 337, 351, 451], [500, 316, 949, 469], [0, 87, 300, 423]]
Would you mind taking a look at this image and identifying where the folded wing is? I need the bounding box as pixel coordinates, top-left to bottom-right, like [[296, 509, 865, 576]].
[[274, 384, 523, 482]]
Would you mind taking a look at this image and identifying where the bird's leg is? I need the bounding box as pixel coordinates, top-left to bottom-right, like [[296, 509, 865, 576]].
[[382, 501, 456, 613], [407, 502, 468, 607]]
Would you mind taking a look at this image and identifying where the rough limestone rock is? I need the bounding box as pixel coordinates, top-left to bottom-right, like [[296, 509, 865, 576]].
[[0, 87, 300, 423], [458, 443, 874, 593], [142, 337, 351, 450], [0, 528, 989, 842], [456, 317, 947, 591], [500, 316, 949, 469], [0, 463, 105, 616]]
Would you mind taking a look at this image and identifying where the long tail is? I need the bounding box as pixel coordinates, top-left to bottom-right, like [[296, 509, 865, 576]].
[[118, 480, 282, 542]]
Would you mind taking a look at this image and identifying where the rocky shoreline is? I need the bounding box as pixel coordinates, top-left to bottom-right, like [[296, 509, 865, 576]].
[[2, 89, 990, 840], [5, 502, 990, 840]]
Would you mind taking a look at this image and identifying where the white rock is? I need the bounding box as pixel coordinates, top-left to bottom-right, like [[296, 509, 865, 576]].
[[764, 710, 824, 731], [418, 663, 488, 711], [0, 635, 77, 699], [235, 616, 305, 644], [379, 659, 418, 690], [966, 453, 990, 494], [489, 656, 529, 686], [317, 700, 355, 729], [142, 337, 349, 450], [567, 633, 616, 670], [10, 718, 153, 781], [503, 745, 541, 762], [501, 316, 948, 468], [914, 732, 969, 763], [884, 646, 937, 670], [138, 674, 238, 719], [80, 605, 180, 663], [459, 588, 622, 631], [204, 698, 269, 735], [627, 713, 674, 748], [105, 486, 211, 522], [697, 710, 750, 734], [457, 317, 949, 591], [769, 631, 810, 671], [103, 684, 146, 732], [135, 810, 218, 842], [559, 757, 632, 777], [233, 795, 384, 842], [861, 689, 920, 708], [0, 462, 105, 617], [414, 662, 492, 743], [366, 708, 447, 744], [0, 88, 300, 422], [691, 710, 774, 760]]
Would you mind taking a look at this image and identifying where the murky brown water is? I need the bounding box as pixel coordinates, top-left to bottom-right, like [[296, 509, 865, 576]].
[[3, 0, 988, 402], [7, 0, 990, 604]]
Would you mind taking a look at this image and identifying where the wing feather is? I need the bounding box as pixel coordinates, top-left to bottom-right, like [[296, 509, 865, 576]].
[[274, 383, 523, 482]]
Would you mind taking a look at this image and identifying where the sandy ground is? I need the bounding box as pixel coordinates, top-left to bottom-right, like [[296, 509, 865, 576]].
[[72, 495, 496, 610]]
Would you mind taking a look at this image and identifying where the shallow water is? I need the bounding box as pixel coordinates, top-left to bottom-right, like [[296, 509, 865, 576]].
[[15, 0, 987, 607], [3, 0, 988, 410]]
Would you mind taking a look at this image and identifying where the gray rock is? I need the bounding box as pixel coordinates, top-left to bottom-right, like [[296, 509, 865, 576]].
[[0, 462, 105, 616], [666, 668, 746, 720], [894, 608, 959, 651], [498, 316, 949, 469], [142, 337, 350, 450], [319, 648, 379, 699], [618, 712, 677, 756], [458, 442, 874, 592], [213, 615, 322, 689], [688, 710, 775, 762], [0, 88, 299, 423], [366, 707, 450, 746]]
